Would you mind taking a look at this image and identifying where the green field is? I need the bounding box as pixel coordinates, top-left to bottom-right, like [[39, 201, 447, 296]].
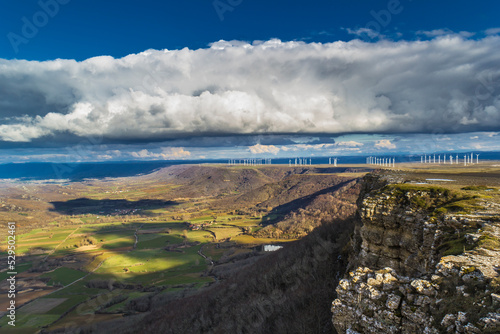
[[0, 211, 285, 332], [41, 267, 87, 286], [0, 165, 338, 332]]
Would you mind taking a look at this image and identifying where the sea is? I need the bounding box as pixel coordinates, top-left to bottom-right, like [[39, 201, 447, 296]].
[[1, 151, 500, 181]]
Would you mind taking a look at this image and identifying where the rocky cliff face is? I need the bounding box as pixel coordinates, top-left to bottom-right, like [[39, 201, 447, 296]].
[[332, 173, 500, 334]]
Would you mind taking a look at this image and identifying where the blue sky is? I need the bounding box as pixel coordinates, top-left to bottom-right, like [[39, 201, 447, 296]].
[[2, 0, 499, 60], [0, 0, 499, 162]]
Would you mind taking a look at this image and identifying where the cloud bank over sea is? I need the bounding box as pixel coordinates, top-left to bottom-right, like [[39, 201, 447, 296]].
[[1, 36, 499, 146]]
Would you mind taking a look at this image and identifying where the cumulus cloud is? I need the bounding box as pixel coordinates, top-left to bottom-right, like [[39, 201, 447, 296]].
[[374, 139, 396, 149], [1, 36, 500, 145], [248, 144, 280, 155]]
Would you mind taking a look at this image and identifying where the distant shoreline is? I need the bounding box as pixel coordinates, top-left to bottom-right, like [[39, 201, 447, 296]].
[[1, 152, 500, 181]]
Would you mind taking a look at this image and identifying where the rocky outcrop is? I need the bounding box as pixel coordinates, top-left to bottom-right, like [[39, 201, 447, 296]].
[[332, 173, 500, 333]]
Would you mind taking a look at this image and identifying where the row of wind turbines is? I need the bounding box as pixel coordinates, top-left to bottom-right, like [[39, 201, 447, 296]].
[[227, 158, 272, 166], [420, 153, 479, 166], [287, 157, 339, 166], [227, 157, 340, 167], [366, 156, 396, 167], [226, 153, 481, 167]]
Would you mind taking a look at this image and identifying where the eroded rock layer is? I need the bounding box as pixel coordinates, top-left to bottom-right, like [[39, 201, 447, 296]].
[[332, 173, 500, 334]]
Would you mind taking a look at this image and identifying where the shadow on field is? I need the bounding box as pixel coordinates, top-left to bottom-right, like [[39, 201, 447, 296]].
[[49, 198, 177, 215], [261, 179, 354, 224]]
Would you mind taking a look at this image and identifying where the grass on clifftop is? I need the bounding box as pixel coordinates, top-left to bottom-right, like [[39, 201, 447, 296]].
[[382, 183, 493, 257], [477, 233, 500, 250], [383, 183, 482, 215]]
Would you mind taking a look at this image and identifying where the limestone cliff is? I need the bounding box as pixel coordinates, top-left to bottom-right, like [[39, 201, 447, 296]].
[[332, 173, 500, 334]]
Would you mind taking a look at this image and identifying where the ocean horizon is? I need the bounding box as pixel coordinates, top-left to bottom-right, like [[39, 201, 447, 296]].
[[1, 151, 500, 181]]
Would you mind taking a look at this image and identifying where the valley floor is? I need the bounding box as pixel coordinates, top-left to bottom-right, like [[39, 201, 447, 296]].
[[0, 165, 363, 333]]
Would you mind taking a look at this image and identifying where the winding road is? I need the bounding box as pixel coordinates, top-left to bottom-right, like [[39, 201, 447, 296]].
[[198, 244, 219, 282]]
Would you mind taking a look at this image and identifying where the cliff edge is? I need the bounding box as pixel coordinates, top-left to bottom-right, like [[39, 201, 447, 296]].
[[332, 172, 500, 334]]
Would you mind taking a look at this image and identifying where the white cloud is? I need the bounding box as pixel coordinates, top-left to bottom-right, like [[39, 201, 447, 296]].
[[97, 154, 113, 160], [470, 136, 479, 139], [459, 31, 475, 38], [1, 36, 500, 144], [276, 143, 336, 153], [346, 27, 382, 39], [108, 150, 122, 157], [417, 29, 454, 37], [0, 124, 49, 142], [374, 139, 396, 150], [129, 147, 191, 160], [416, 29, 474, 39], [336, 141, 363, 147], [3, 131, 500, 163], [248, 144, 280, 155], [486, 28, 500, 35], [460, 117, 479, 125], [294, 144, 335, 150]]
